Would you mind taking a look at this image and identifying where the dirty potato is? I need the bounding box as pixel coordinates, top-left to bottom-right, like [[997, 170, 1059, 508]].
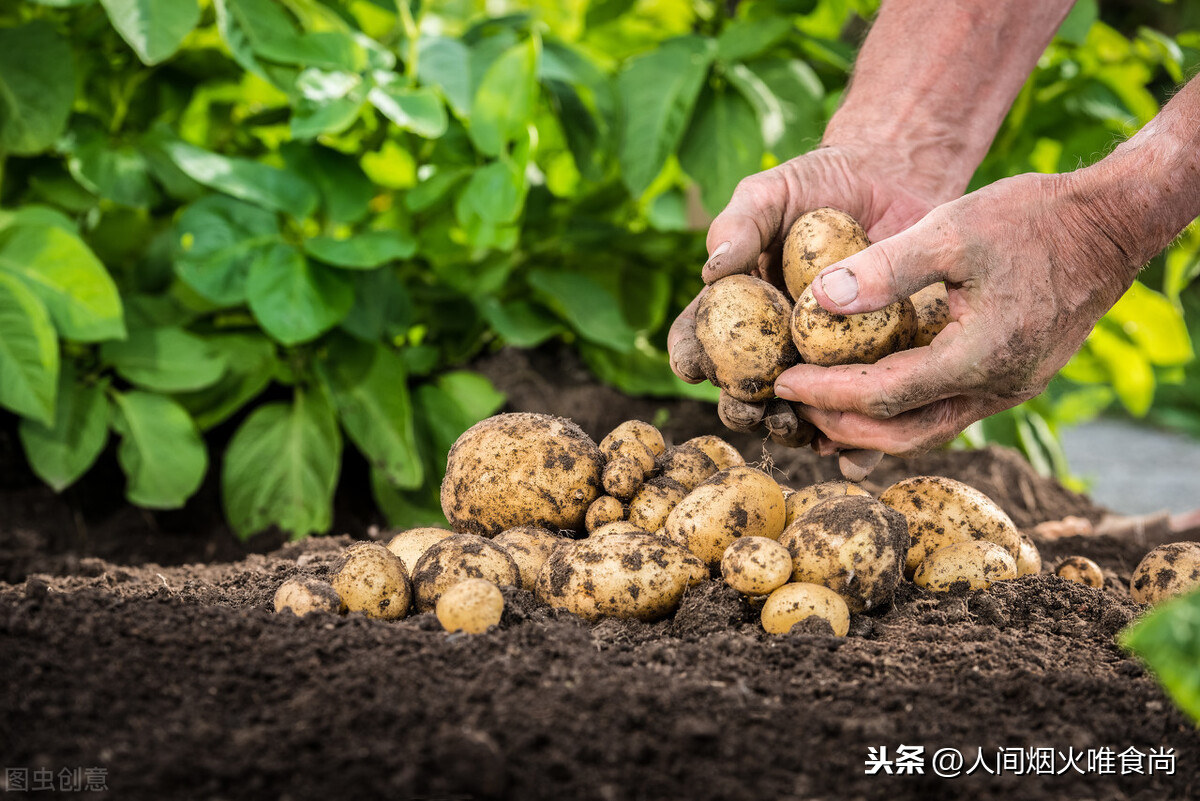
[[440, 413, 603, 536], [913, 541, 1017, 592], [761, 582, 850, 636], [791, 284, 917, 367], [665, 466, 787, 568], [910, 282, 951, 347], [331, 542, 412, 620], [494, 526, 565, 592], [411, 533, 520, 612], [601, 420, 665, 462], [586, 495, 626, 532], [1016, 531, 1042, 577], [386, 527, 453, 575], [657, 445, 719, 492], [695, 274, 798, 402], [780, 495, 909, 613], [721, 537, 793, 596], [628, 477, 690, 532], [1055, 555, 1103, 588], [784, 480, 872, 527], [683, 435, 744, 470], [781, 207, 870, 301], [1129, 542, 1200, 605], [435, 579, 504, 634], [274, 577, 341, 617]]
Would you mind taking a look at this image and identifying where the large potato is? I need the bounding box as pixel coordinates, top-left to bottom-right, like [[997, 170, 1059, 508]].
[[1130, 542, 1200, 605], [493, 526, 565, 591], [665, 466, 786, 568], [386, 527, 453, 575], [784, 480, 872, 527], [412, 533, 520, 612], [880, 476, 1021, 578], [910, 282, 951, 347], [331, 543, 412, 620], [913, 541, 1017, 592], [780, 495, 909, 613], [440, 413, 603, 536], [791, 285, 917, 367], [761, 582, 850, 636], [695, 275, 798, 402], [781, 207, 870, 301], [535, 532, 705, 621]]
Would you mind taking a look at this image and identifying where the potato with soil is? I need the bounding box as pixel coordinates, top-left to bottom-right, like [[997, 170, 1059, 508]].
[[331, 543, 412, 620], [436, 579, 505, 634], [656, 445, 719, 492], [386, 527, 453, 575], [695, 274, 798, 403], [440, 413, 603, 536], [780, 495, 909, 613], [585, 496, 626, 532], [627, 477, 689, 533], [534, 532, 705, 621], [784, 481, 872, 527], [1016, 531, 1042, 577], [665, 466, 786, 568], [683, 435, 744, 470], [782, 207, 870, 300], [601, 420, 665, 462], [721, 537, 793, 597], [913, 541, 1017, 592], [761, 582, 850, 636], [791, 285, 917, 367], [880, 476, 1021, 578], [1130, 542, 1200, 605], [274, 577, 341, 617], [493, 526, 565, 592], [1055, 556, 1103, 589], [412, 533, 520, 612], [910, 282, 951, 347]]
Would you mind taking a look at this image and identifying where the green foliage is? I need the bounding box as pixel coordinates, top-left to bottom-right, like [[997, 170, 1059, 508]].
[[1121, 588, 1200, 725]]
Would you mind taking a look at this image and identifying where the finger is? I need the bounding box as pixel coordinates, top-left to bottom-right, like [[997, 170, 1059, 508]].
[[667, 290, 708, 383], [702, 170, 790, 283], [838, 450, 883, 483], [718, 392, 766, 432], [799, 397, 983, 456]]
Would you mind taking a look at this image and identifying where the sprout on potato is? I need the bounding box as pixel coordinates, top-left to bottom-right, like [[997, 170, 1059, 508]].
[[386, 527, 453, 575], [913, 541, 1017, 592], [721, 537, 792, 597], [665, 466, 786, 568], [760, 582, 850, 636], [493, 526, 565, 591], [1129, 542, 1200, 605], [274, 577, 341, 617], [331, 542, 412, 620], [412, 533, 520, 612], [436, 579, 505, 634], [695, 274, 798, 402]]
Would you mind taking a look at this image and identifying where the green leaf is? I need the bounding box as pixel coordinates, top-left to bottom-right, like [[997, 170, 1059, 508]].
[[174, 333, 276, 430], [290, 69, 366, 139], [414, 370, 506, 463], [1105, 281, 1194, 367], [317, 338, 423, 489], [371, 467, 449, 529], [368, 77, 449, 138], [0, 22, 75, 156], [478, 297, 563, 348], [173, 195, 281, 306], [110, 390, 207, 509], [1088, 324, 1156, 416], [455, 161, 526, 226], [679, 85, 764, 215], [246, 245, 354, 345], [255, 31, 361, 72], [339, 267, 413, 342], [64, 122, 159, 208], [418, 36, 472, 118], [580, 342, 721, 402], [279, 143, 373, 225], [1057, 0, 1098, 46], [18, 368, 109, 492], [213, 0, 302, 82], [618, 36, 716, 196], [0, 273, 59, 424], [304, 230, 417, 269], [716, 16, 793, 63], [469, 36, 540, 157], [744, 58, 825, 159], [0, 223, 125, 343], [528, 267, 639, 352], [405, 167, 472, 212], [101, 326, 227, 392], [222, 385, 342, 539], [99, 0, 201, 65], [1121, 587, 1200, 724]]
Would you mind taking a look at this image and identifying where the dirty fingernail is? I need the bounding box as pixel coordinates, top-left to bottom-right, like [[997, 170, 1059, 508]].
[[704, 241, 731, 269], [774, 380, 797, 401], [821, 268, 858, 306]]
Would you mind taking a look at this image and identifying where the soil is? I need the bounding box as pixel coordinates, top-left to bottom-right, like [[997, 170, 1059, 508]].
[[2, 346, 1198, 801]]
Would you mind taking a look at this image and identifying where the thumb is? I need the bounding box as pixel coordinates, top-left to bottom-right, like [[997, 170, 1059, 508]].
[[701, 172, 788, 283]]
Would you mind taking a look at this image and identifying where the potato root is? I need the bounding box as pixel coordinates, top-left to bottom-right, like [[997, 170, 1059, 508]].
[[494, 526, 565, 592], [656, 445, 719, 492], [1016, 531, 1042, 577], [585, 495, 626, 532], [683, 435, 744, 471], [784, 481, 872, 528], [386, 527, 453, 575], [627, 477, 689, 533], [1055, 555, 1103, 589], [911, 282, 951, 347]]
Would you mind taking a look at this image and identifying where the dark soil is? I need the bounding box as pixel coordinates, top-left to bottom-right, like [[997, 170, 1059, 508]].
[[2, 346, 1198, 800]]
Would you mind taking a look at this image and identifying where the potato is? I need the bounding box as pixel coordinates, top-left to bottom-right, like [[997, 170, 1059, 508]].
[[436, 579, 504, 634], [1016, 531, 1042, 577], [911, 282, 951, 347], [761, 582, 850, 636], [331, 543, 412, 620], [780, 495, 909, 613], [274, 577, 341, 617], [535, 532, 704, 621], [386, 527, 453, 575], [683, 435, 744, 470], [494, 526, 565, 592], [784, 480, 872, 527], [440, 412, 603, 536], [718, 393, 766, 432], [721, 537, 792, 596], [665, 466, 786, 568], [585, 495, 626, 532], [1055, 555, 1103, 589], [601, 420, 665, 461], [880, 476, 1021, 578], [781, 207, 870, 301], [695, 275, 798, 402], [603, 455, 645, 501], [591, 521, 650, 538], [657, 445, 719, 492], [913, 541, 1017, 592], [628, 477, 689, 532], [412, 533, 520, 612], [791, 285, 917, 367], [1129, 542, 1200, 605]]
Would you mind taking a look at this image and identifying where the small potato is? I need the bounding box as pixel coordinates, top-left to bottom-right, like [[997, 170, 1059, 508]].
[[656, 445, 719, 492], [586, 495, 626, 532], [880, 476, 1021, 578], [791, 285, 917, 367], [761, 582, 850, 636], [780, 495, 909, 613], [331, 543, 412, 620], [436, 579, 504, 634], [1016, 531, 1042, 577], [781, 207, 870, 301], [601, 420, 665, 462], [1055, 555, 1103, 589], [718, 393, 766, 432], [910, 282, 951, 347], [684, 435, 744, 470], [1129, 542, 1200, 605], [721, 537, 792, 596], [913, 541, 1017, 592], [603, 455, 645, 501], [665, 466, 786, 568], [628, 477, 689, 532], [535, 532, 704, 621], [784, 481, 872, 527], [412, 534, 520, 612], [695, 275, 798, 402], [494, 526, 565, 592], [386, 527, 453, 575], [274, 577, 341, 617]]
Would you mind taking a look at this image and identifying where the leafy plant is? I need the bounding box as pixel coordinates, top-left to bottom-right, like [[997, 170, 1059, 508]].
[[1121, 588, 1200, 725]]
